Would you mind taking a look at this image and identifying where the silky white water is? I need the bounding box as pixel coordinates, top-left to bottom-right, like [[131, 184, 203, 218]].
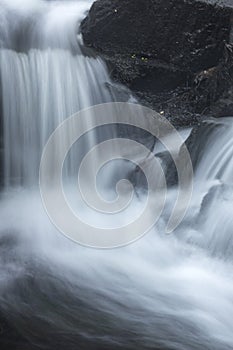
[[0, 1, 233, 350], [0, 0, 118, 187]]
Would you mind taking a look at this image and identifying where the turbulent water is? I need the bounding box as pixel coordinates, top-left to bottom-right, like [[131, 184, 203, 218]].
[[0, 1, 233, 350]]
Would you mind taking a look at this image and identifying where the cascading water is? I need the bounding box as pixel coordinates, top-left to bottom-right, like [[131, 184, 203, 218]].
[[1, 1, 233, 350], [1, 48, 116, 186], [0, 0, 118, 187]]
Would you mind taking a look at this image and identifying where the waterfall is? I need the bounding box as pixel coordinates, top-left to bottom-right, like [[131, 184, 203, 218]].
[[0, 0, 116, 187], [1, 49, 115, 186], [0, 1, 233, 350]]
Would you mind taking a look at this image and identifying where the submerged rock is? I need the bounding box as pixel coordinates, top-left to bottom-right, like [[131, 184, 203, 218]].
[[81, 0, 233, 126]]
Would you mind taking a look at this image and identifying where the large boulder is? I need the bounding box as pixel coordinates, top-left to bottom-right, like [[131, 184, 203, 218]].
[[81, 0, 233, 125]]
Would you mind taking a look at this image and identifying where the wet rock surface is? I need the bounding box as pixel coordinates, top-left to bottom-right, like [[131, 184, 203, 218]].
[[81, 0, 233, 126]]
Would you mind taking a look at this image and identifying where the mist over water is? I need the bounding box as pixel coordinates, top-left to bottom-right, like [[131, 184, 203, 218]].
[[0, 1, 233, 350]]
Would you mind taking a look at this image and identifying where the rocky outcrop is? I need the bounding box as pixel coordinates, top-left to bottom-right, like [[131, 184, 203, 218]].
[[81, 0, 233, 126]]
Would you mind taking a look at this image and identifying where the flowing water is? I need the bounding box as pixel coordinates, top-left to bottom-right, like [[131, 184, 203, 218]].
[[0, 1, 233, 350]]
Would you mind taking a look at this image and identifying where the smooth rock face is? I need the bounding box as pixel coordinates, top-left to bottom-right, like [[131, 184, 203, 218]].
[[81, 0, 233, 125]]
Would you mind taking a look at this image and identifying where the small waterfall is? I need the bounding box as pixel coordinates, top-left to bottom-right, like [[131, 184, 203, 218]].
[[195, 118, 233, 183], [182, 118, 233, 260], [0, 0, 116, 187], [1, 48, 115, 186]]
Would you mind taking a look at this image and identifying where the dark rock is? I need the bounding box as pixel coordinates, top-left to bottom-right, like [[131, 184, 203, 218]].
[[82, 0, 231, 72], [81, 0, 233, 126]]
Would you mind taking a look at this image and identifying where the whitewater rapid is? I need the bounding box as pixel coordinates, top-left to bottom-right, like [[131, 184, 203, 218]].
[[0, 1, 233, 350]]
